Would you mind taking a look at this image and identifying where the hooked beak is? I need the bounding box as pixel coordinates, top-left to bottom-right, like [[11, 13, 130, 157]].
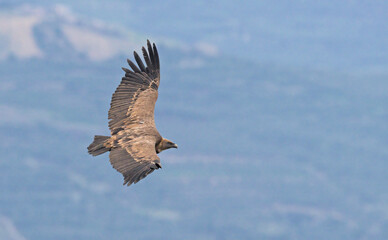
[[172, 143, 178, 149]]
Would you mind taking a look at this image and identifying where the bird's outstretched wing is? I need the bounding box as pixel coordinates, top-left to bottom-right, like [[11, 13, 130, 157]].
[[107, 40, 162, 186], [108, 40, 160, 134], [109, 135, 161, 186]]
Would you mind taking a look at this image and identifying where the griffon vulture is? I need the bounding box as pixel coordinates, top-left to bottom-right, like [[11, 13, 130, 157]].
[[87, 40, 178, 186]]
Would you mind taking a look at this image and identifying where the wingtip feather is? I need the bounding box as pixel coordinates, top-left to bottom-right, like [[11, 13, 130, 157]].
[[134, 51, 146, 72], [122, 67, 131, 73], [127, 58, 140, 73]]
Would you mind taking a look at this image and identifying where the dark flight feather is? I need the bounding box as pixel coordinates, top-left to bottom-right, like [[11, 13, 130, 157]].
[[127, 59, 141, 73], [134, 51, 146, 72], [153, 43, 160, 70], [147, 40, 155, 68]]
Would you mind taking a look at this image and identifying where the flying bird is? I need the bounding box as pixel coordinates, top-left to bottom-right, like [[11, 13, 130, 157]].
[[87, 40, 178, 186]]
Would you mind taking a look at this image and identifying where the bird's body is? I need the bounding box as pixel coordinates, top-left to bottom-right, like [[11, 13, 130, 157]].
[[87, 40, 177, 186]]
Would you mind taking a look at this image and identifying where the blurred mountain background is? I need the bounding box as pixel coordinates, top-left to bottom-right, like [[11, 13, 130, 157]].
[[0, 1, 387, 240]]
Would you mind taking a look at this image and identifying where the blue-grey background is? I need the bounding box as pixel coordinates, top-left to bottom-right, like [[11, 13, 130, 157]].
[[1, 1, 387, 240]]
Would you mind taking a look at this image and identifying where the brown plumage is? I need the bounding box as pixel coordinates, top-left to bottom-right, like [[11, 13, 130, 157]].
[[87, 40, 177, 186]]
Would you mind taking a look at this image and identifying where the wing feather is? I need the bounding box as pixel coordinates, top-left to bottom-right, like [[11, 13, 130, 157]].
[[153, 43, 160, 72], [147, 40, 155, 68], [134, 51, 147, 72], [126, 59, 141, 73], [142, 46, 153, 70]]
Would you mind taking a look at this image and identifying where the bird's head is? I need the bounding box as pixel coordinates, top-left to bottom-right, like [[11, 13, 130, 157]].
[[156, 138, 178, 153]]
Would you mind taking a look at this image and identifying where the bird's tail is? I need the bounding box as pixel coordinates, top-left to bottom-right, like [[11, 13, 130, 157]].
[[87, 135, 111, 156]]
